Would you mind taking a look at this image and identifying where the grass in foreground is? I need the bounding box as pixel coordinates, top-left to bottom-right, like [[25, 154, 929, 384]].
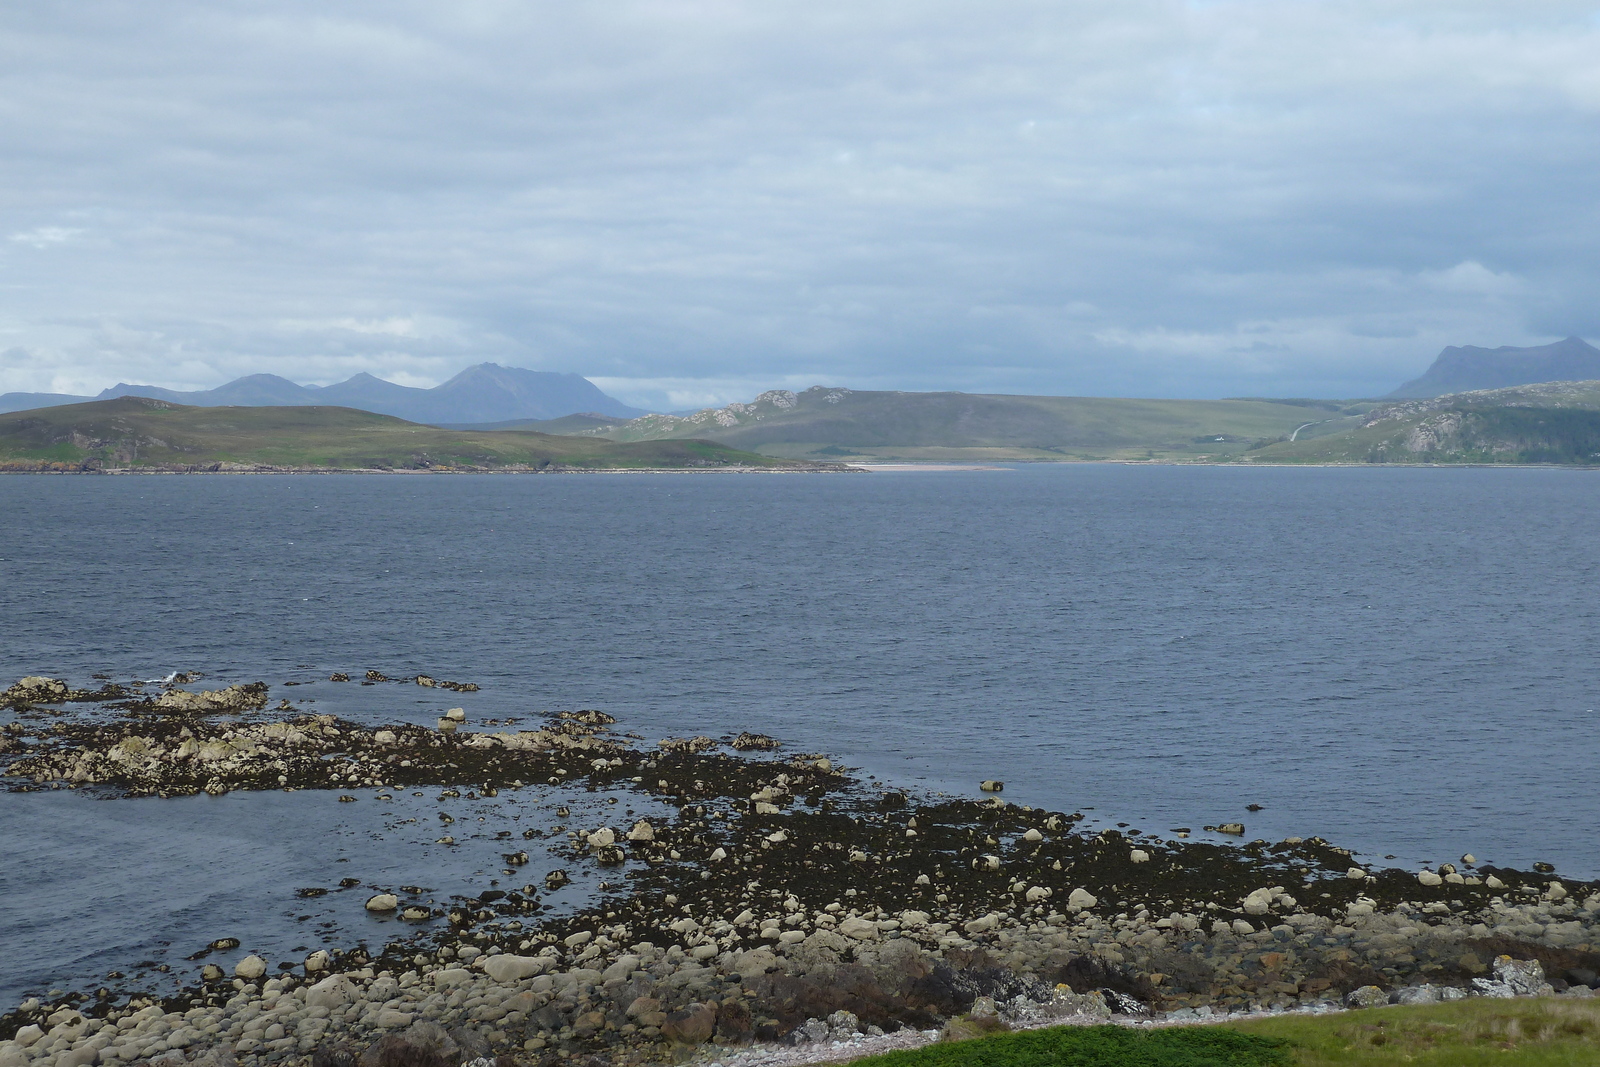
[[850, 997, 1600, 1067], [852, 1025, 1289, 1067], [1225, 996, 1600, 1067]]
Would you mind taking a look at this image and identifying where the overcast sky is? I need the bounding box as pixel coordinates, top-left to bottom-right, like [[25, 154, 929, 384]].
[[3, 2, 1598, 409]]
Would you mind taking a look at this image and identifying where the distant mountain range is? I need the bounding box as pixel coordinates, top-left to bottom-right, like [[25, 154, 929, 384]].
[[1387, 336, 1600, 397], [0, 396, 803, 472], [0, 364, 647, 423]]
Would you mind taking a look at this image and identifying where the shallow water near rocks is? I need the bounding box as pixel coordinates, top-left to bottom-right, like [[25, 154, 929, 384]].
[[1, 465, 1597, 1004]]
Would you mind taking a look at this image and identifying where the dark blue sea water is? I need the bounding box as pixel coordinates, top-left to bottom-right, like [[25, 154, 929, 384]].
[[1, 465, 1596, 1006]]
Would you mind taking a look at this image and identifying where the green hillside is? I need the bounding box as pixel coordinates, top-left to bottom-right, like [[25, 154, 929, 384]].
[[0, 397, 823, 472], [1247, 380, 1600, 465], [561, 387, 1360, 463]]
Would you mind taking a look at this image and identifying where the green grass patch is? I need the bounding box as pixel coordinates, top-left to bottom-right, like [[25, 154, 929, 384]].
[[1224, 997, 1600, 1066], [846, 1000, 1600, 1067], [851, 1024, 1290, 1067]]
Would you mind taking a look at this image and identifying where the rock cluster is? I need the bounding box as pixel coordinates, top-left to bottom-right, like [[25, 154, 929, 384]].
[[3, 678, 1599, 1067]]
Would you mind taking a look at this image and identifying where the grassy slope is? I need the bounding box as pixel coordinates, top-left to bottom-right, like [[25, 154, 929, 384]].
[[849, 998, 1600, 1067], [0, 397, 809, 471], [853, 1023, 1289, 1067], [1228, 997, 1600, 1067], [584, 388, 1345, 463], [1248, 381, 1600, 465]]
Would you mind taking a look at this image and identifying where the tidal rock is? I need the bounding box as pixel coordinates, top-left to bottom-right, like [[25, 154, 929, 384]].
[[963, 913, 1000, 935], [233, 955, 267, 980], [1347, 867, 1367, 880], [839, 917, 880, 940], [2, 677, 69, 705], [1129, 849, 1150, 864], [154, 683, 268, 713], [1417, 870, 1443, 887], [979, 780, 1004, 792], [365, 893, 399, 912], [627, 819, 656, 842], [586, 827, 616, 847], [481, 954, 548, 983], [306, 974, 357, 1009], [304, 950, 330, 974], [1067, 888, 1097, 910], [732, 732, 781, 751], [1242, 888, 1274, 915]]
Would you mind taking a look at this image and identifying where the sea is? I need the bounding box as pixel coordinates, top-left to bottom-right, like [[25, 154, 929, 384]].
[[1, 464, 1596, 1006]]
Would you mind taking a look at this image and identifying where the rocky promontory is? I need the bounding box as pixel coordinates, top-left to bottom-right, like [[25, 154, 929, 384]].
[[1, 674, 1597, 1067]]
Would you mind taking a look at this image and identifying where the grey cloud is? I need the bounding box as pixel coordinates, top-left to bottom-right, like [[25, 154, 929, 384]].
[[3, 1, 1599, 407]]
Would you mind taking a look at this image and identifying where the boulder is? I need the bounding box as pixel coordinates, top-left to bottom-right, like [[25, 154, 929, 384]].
[[1417, 870, 1443, 887], [661, 1003, 717, 1045], [979, 780, 1004, 792], [839, 917, 880, 941], [602, 954, 642, 981], [154, 683, 268, 713], [1242, 888, 1274, 915], [481, 954, 548, 983], [1067, 888, 1097, 910], [306, 974, 357, 1009], [3, 677, 69, 705], [365, 894, 399, 912], [586, 827, 615, 847], [1391, 985, 1443, 1005], [1346, 985, 1388, 1009], [1129, 849, 1150, 864], [1473, 956, 1554, 998], [627, 820, 656, 842], [233, 955, 267, 980]]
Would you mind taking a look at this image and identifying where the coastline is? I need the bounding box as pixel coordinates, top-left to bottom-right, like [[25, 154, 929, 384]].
[[2, 677, 1597, 1067], [0, 465, 867, 476]]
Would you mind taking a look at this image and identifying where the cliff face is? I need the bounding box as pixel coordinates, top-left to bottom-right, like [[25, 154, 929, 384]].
[[1388, 337, 1600, 398]]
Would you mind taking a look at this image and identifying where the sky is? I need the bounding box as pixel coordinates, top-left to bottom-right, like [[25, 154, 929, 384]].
[[3, 2, 1599, 411]]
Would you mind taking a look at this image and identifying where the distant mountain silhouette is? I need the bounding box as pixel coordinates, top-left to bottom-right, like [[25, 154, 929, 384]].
[[1388, 337, 1600, 398], [0, 364, 646, 421]]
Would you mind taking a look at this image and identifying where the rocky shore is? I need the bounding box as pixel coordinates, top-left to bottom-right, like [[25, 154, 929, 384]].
[[2, 673, 1597, 1067]]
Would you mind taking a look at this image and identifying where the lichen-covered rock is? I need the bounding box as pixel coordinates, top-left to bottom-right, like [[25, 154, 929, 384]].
[[1346, 985, 1388, 1008], [154, 683, 268, 713]]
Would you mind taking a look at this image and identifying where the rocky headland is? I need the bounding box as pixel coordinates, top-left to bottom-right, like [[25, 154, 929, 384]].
[[1, 673, 1597, 1067]]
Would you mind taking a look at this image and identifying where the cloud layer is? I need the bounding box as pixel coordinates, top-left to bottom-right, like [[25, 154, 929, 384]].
[[3, 1, 1598, 406]]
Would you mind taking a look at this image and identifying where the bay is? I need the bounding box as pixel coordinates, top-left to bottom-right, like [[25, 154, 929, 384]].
[[1, 465, 1596, 1003]]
